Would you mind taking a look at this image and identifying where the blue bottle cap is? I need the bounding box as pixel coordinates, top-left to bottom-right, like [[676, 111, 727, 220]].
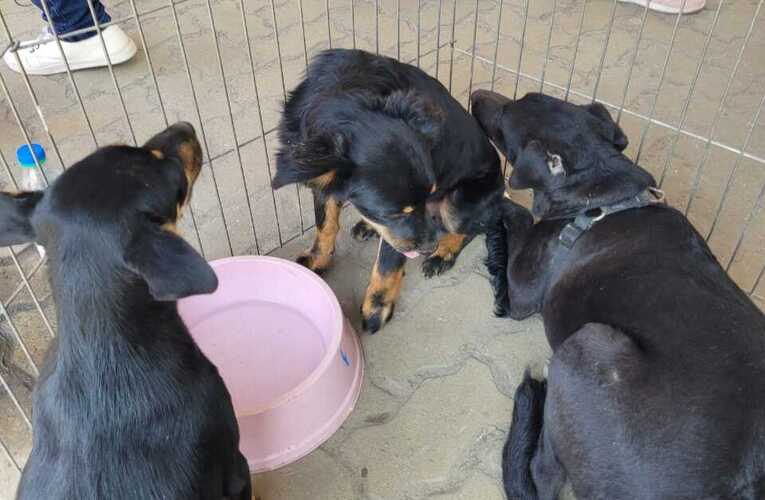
[[16, 144, 46, 168]]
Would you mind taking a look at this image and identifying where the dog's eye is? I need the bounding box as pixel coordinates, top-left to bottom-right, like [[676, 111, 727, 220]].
[[144, 212, 167, 226]]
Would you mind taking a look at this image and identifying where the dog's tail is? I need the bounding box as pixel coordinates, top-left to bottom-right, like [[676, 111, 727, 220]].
[[503, 370, 547, 500]]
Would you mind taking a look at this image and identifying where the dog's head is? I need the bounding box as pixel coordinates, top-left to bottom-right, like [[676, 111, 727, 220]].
[[273, 90, 445, 255], [0, 122, 216, 301], [471, 91, 655, 218]]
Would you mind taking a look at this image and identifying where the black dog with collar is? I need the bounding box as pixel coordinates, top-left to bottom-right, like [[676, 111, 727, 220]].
[[472, 91, 765, 499]]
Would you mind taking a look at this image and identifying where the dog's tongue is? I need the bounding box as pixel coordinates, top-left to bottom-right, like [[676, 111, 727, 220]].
[[403, 250, 420, 259]]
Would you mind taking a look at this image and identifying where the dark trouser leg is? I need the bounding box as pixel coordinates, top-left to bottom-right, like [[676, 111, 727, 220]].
[[32, 0, 111, 41]]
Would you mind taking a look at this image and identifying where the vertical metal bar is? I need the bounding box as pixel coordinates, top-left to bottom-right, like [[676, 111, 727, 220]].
[[710, 92, 765, 253], [0, 300, 40, 379], [326, 0, 333, 49], [397, 0, 402, 60], [127, 0, 204, 254], [127, 0, 168, 127], [0, 15, 67, 174], [448, 0, 458, 92], [633, 0, 688, 165], [84, 0, 137, 145], [591, 0, 619, 102], [616, 1, 653, 123], [513, 0, 529, 100], [466, 0, 480, 111], [658, 0, 724, 187], [539, 0, 557, 92], [751, 260, 765, 296], [268, 0, 305, 233], [269, 0, 288, 102], [298, 0, 310, 67], [350, 0, 357, 49], [684, 0, 762, 216], [564, 1, 588, 101], [167, 0, 233, 256], [27, 0, 99, 148], [0, 369, 32, 429], [375, 0, 380, 55], [726, 174, 765, 276], [240, 0, 284, 247], [0, 436, 21, 473], [416, 0, 422, 68], [7, 252, 54, 339], [0, 71, 50, 185], [435, 0, 443, 76], [204, 0, 260, 253], [489, 0, 504, 92]]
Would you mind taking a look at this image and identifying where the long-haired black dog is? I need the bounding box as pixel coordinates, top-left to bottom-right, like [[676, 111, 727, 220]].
[[272, 49, 504, 333], [1, 123, 251, 500], [471, 91, 765, 499]]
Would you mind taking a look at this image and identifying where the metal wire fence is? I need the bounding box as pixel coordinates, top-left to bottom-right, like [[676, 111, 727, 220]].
[[0, 0, 763, 492]]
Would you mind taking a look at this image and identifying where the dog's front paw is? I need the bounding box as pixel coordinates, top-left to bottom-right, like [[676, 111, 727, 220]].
[[493, 294, 510, 317], [296, 251, 333, 274], [422, 254, 456, 278], [361, 292, 397, 334], [352, 220, 378, 241]]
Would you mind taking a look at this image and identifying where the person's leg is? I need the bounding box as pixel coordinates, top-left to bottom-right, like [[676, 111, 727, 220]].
[[31, 0, 111, 41], [2, 0, 136, 76]]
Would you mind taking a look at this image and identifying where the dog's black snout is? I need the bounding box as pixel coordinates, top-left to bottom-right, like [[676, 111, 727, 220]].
[[175, 121, 196, 136]]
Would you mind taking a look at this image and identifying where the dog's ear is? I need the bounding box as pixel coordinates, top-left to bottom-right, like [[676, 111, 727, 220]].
[[0, 191, 43, 247], [272, 131, 354, 190], [378, 90, 445, 146], [125, 226, 218, 301], [585, 102, 628, 152], [508, 140, 566, 190]]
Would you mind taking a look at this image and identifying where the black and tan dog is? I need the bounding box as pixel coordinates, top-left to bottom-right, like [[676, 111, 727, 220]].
[[272, 49, 504, 333], [1, 123, 251, 500], [471, 91, 765, 499]]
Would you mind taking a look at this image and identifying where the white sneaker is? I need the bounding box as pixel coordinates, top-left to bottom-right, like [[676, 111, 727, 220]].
[[3, 25, 137, 76], [618, 0, 706, 14]]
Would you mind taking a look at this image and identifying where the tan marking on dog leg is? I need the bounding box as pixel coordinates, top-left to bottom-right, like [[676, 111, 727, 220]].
[[298, 197, 342, 272]]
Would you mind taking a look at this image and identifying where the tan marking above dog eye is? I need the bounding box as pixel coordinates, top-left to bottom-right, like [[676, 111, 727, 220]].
[[430, 184, 437, 193], [402, 206, 415, 214], [150, 149, 164, 159]]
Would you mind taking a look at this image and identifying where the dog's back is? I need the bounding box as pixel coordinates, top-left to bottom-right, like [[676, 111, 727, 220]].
[[281, 49, 498, 184], [4, 124, 250, 500]]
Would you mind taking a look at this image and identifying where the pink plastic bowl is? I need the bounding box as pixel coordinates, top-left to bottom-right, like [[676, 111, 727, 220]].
[[178, 256, 364, 473]]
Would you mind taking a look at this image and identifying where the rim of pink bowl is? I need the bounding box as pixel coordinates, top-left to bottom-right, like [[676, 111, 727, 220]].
[[200, 256, 346, 417]]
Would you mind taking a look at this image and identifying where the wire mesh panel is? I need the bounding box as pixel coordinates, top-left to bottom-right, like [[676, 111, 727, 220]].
[[1, 0, 764, 494]]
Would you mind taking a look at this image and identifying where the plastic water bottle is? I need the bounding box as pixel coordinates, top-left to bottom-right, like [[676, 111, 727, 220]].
[[16, 144, 46, 259]]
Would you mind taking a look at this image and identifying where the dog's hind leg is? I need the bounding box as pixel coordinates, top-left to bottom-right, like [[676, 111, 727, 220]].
[[297, 189, 342, 274], [485, 214, 509, 317], [422, 233, 470, 278], [488, 198, 533, 317], [225, 451, 252, 500], [361, 240, 407, 334], [503, 370, 565, 500]]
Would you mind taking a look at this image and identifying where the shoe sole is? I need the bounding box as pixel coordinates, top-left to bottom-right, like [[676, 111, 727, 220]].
[[5, 40, 137, 76], [618, 0, 705, 14]]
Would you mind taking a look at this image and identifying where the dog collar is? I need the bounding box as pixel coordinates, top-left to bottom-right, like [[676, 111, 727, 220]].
[[557, 187, 665, 249]]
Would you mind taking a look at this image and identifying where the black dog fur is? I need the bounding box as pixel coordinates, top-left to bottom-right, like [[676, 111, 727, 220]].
[[2, 123, 251, 500], [472, 91, 765, 500], [272, 49, 504, 333]]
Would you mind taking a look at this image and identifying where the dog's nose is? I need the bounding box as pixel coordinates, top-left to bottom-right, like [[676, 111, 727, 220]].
[[470, 89, 512, 115], [175, 121, 196, 136]]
